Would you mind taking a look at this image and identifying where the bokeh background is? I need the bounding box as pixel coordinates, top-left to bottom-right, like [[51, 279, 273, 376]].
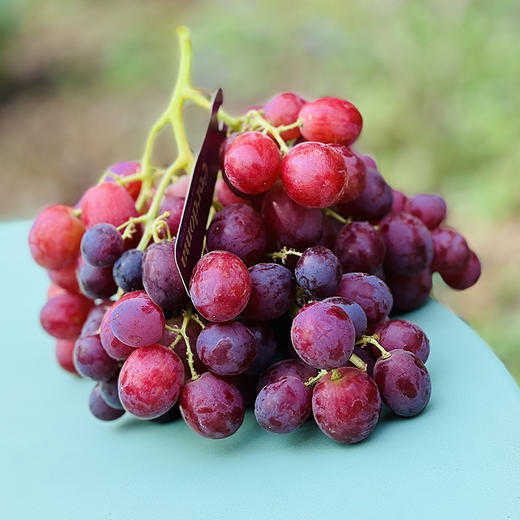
[[1, 0, 518, 381]]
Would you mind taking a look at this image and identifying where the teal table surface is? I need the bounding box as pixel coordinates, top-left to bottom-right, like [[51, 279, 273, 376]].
[[1, 220, 519, 520]]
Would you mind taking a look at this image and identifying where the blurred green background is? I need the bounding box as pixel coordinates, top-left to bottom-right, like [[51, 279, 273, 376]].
[[1, 0, 518, 381]]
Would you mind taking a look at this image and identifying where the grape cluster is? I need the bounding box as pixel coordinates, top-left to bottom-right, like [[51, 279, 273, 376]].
[[29, 28, 480, 444]]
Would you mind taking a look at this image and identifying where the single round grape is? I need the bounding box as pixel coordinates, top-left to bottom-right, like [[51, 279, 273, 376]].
[[257, 359, 317, 392], [196, 321, 257, 376], [242, 263, 295, 321], [224, 131, 280, 195], [295, 246, 342, 298], [334, 221, 385, 274], [110, 291, 165, 348], [322, 296, 367, 338], [73, 334, 119, 381], [348, 345, 376, 377], [255, 376, 312, 434], [299, 97, 363, 145], [80, 304, 108, 337], [312, 367, 381, 443], [105, 161, 142, 200], [159, 316, 206, 377], [48, 263, 80, 294], [89, 384, 125, 421], [99, 376, 124, 410], [261, 183, 323, 250], [189, 251, 251, 323], [81, 223, 123, 267], [79, 263, 117, 300], [391, 189, 408, 212], [158, 196, 184, 237], [206, 203, 267, 265], [55, 339, 78, 375], [405, 194, 447, 230], [431, 227, 470, 273], [243, 322, 277, 376], [165, 174, 190, 198], [47, 283, 67, 299], [281, 142, 346, 208], [179, 372, 245, 439], [118, 345, 184, 419], [80, 182, 138, 229], [29, 205, 85, 270], [262, 92, 306, 141], [142, 240, 187, 310], [373, 349, 431, 417], [337, 169, 392, 222], [291, 301, 355, 370], [112, 249, 144, 292], [218, 133, 240, 171], [359, 154, 378, 169], [379, 212, 434, 276], [100, 306, 136, 360], [329, 145, 367, 203], [375, 319, 430, 363], [440, 250, 481, 290], [215, 178, 249, 207], [386, 269, 433, 313], [336, 273, 393, 328], [40, 293, 93, 339]]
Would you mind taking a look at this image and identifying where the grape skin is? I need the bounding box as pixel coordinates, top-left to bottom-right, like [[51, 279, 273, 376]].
[[431, 227, 470, 273], [48, 263, 80, 294], [73, 334, 119, 382], [100, 306, 136, 360], [81, 223, 123, 267], [89, 384, 125, 421], [79, 263, 118, 300], [440, 251, 481, 290], [99, 376, 124, 410], [243, 322, 277, 376], [405, 193, 447, 230], [112, 249, 144, 292], [40, 293, 93, 340], [322, 296, 367, 338], [262, 92, 306, 141], [55, 339, 78, 375], [257, 359, 317, 393], [374, 319, 430, 363], [386, 269, 433, 313]]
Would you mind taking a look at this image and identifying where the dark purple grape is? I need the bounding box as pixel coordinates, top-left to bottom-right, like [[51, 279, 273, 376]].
[[80, 304, 109, 337], [291, 301, 355, 370], [322, 296, 367, 338], [294, 246, 342, 298], [242, 263, 295, 321], [158, 196, 184, 237], [79, 263, 117, 299], [255, 376, 312, 434], [151, 405, 181, 424], [99, 376, 124, 410], [391, 189, 407, 212], [81, 223, 123, 267], [243, 322, 277, 375], [196, 321, 257, 376], [142, 240, 187, 311], [348, 345, 376, 377], [180, 372, 245, 439], [312, 367, 381, 443], [336, 273, 393, 328], [261, 183, 323, 250], [440, 250, 481, 290], [379, 212, 434, 276], [334, 221, 385, 273], [73, 334, 119, 381], [374, 319, 430, 363], [89, 384, 125, 421], [258, 359, 317, 392], [386, 269, 432, 313], [206, 203, 267, 265], [373, 349, 431, 417], [405, 194, 447, 230], [221, 374, 257, 407], [113, 249, 144, 292], [337, 169, 392, 222], [431, 228, 470, 273], [318, 216, 343, 249]]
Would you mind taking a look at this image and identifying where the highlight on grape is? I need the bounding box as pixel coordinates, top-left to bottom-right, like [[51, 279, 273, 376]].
[[29, 27, 480, 443]]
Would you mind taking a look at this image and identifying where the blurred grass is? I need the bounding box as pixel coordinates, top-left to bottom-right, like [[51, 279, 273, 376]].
[[0, 0, 519, 381]]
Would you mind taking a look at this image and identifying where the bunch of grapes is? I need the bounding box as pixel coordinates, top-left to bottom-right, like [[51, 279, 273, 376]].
[[28, 28, 480, 444]]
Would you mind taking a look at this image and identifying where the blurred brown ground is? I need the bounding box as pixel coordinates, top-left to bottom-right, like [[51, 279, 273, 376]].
[[1, 0, 518, 381]]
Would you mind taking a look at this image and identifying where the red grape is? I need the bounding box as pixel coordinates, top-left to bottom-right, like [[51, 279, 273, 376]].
[[440, 250, 481, 290], [118, 345, 184, 419], [391, 189, 408, 213], [348, 345, 376, 377], [29, 205, 85, 270], [158, 196, 184, 237], [73, 334, 119, 381], [373, 349, 431, 417], [243, 322, 277, 376], [405, 194, 447, 230], [262, 92, 306, 141], [329, 145, 367, 203], [81, 223, 124, 267], [224, 131, 280, 195], [431, 227, 470, 273], [257, 359, 317, 392], [215, 178, 249, 207], [312, 367, 381, 443], [78, 263, 117, 300], [100, 306, 136, 360], [55, 339, 78, 375], [190, 251, 251, 323], [80, 304, 109, 337], [299, 97, 363, 145], [386, 269, 433, 313], [281, 142, 346, 208], [89, 384, 125, 421], [40, 293, 93, 339], [374, 319, 430, 363], [322, 296, 367, 338], [105, 161, 142, 200], [291, 301, 355, 370], [165, 175, 190, 199], [48, 262, 80, 294], [47, 284, 67, 299], [180, 372, 245, 439], [99, 376, 124, 410]]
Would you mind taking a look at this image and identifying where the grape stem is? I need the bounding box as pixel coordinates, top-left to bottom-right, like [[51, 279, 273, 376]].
[[356, 334, 391, 359], [304, 369, 328, 387], [267, 246, 302, 264], [323, 207, 351, 225], [349, 353, 367, 371]]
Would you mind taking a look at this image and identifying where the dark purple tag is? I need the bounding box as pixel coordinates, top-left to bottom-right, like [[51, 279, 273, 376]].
[[175, 89, 225, 294]]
